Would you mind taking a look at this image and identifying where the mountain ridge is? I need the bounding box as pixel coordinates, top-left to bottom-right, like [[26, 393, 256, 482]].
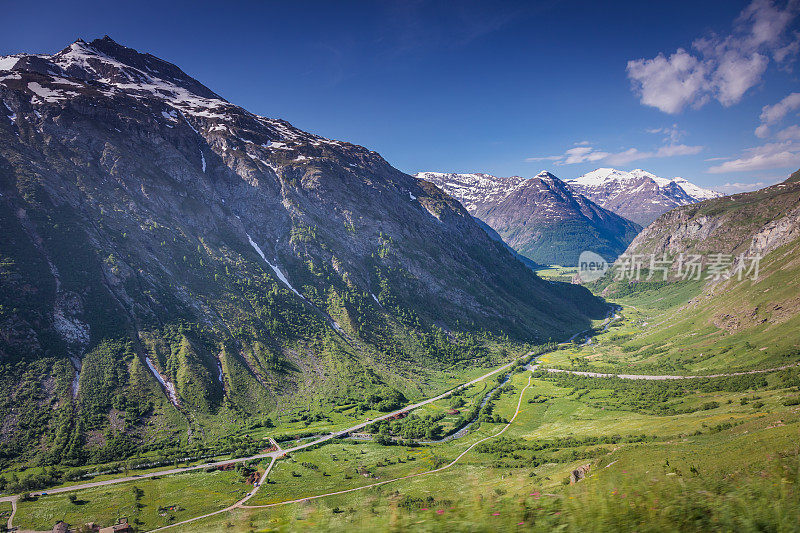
[[416, 170, 641, 265], [0, 36, 606, 468], [567, 167, 723, 226]]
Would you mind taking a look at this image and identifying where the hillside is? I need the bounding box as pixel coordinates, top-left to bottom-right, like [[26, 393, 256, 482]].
[[0, 37, 606, 470], [417, 171, 641, 265], [593, 169, 800, 374], [567, 168, 723, 226]]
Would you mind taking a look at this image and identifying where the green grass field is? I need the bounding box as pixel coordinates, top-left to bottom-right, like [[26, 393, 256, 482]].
[[160, 368, 800, 532], [10, 243, 800, 532], [14, 469, 251, 531], [535, 265, 578, 283], [17, 359, 800, 532]]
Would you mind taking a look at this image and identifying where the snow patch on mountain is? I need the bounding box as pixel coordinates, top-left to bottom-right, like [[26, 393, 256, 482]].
[[145, 357, 179, 405], [247, 233, 303, 298], [566, 168, 723, 226], [0, 56, 20, 71], [568, 168, 721, 202], [415, 171, 528, 211]]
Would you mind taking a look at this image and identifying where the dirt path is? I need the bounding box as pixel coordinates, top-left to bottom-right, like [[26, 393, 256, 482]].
[[239, 375, 534, 510], [541, 362, 800, 380], [149, 376, 533, 531], [150, 455, 279, 532], [6, 496, 16, 531]]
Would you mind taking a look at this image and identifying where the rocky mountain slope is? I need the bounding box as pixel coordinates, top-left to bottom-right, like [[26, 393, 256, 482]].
[[417, 171, 641, 265], [622, 170, 800, 259], [0, 37, 605, 468], [599, 169, 800, 372], [567, 168, 722, 226]]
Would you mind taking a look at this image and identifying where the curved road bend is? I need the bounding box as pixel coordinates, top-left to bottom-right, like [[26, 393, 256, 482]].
[[151, 376, 534, 531], [0, 347, 539, 508]]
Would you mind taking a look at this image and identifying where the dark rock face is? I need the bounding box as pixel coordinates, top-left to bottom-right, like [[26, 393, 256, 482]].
[[418, 171, 641, 265], [0, 38, 605, 465]]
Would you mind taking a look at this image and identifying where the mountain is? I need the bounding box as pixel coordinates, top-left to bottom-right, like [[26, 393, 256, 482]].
[[416, 171, 642, 266], [0, 37, 605, 467], [599, 169, 800, 372], [566, 168, 723, 226], [622, 169, 800, 259]]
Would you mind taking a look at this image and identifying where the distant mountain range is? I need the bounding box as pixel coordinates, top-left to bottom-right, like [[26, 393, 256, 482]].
[[567, 168, 722, 226], [417, 171, 641, 266]]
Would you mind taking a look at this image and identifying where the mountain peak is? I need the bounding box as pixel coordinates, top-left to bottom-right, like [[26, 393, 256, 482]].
[[567, 167, 723, 226], [418, 170, 641, 264], [534, 170, 558, 181], [44, 35, 225, 102]]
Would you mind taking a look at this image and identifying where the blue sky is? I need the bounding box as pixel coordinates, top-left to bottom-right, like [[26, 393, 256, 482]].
[[1, 0, 799, 192]]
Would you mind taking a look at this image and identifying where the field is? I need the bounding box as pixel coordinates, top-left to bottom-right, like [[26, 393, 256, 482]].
[[7, 264, 800, 532], [13, 469, 251, 531], [160, 368, 800, 532], [534, 265, 578, 283]]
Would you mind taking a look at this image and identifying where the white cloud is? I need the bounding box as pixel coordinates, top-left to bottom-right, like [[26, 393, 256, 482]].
[[776, 124, 800, 139], [755, 91, 800, 136], [655, 144, 703, 157], [528, 143, 703, 166], [647, 124, 685, 143], [626, 49, 710, 114], [716, 180, 774, 192], [774, 32, 800, 62], [715, 173, 785, 192], [707, 140, 800, 172], [627, 0, 800, 114]]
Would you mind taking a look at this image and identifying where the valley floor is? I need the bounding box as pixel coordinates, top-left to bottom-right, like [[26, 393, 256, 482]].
[[6, 291, 800, 532]]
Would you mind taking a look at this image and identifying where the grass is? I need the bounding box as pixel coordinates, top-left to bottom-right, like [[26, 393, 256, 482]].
[[535, 265, 578, 283], [20, 361, 800, 532], [14, 469, 251, 531], [11, 234, 800, 531], [0, 500, 10, 522]]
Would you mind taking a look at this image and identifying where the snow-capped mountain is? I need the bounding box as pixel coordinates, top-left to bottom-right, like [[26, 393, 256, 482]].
[[566, 168, 723, 226], [415, 172, 529, 211], [417, 171, 641, 265]]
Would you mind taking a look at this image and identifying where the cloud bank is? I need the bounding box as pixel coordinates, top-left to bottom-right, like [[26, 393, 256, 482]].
[[627, 0, 800, 114]]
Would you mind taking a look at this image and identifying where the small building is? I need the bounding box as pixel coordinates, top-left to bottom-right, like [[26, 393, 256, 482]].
[[99, 518, 134, 533]]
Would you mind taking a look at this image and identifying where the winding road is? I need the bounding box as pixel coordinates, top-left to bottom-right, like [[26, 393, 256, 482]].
[[151, 375, 535, 531], [7, 304, 794, 531], [0, 346, 541, 530]]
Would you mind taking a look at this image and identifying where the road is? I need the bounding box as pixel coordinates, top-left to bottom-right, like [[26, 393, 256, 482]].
[[541, 362, 800, 380], [152, 375, 535, 531], [6, 497, 16, 531], [0, 347, 536, 508]]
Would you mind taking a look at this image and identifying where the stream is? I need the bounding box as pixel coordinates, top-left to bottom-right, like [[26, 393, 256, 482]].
[[347, 305, 620, 446], [424, 305, 620, 444]]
